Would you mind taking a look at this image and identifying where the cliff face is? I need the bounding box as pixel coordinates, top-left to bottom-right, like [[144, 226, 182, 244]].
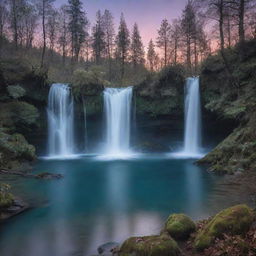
[[135, 65, 185, 117], [198, 39, 256, 174]]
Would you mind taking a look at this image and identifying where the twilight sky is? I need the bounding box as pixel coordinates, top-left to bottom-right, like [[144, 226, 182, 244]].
[[56, 0, 188, 46]]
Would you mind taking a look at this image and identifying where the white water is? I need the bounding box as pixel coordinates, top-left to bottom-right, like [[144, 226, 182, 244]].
[[47, 83, 75, 158], [183, 77, 202, 156], [103, 87, 133, 156]]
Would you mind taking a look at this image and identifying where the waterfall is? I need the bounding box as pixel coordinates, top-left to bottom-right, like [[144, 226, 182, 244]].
[[183, 77, 202, 155], [103, 87, 133, 155], [47, 83, 75, 157]]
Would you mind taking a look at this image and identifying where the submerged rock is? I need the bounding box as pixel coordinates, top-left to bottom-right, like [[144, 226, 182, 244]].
[[36, 172, 63, 180], [119, 233, 180, 256], [164, 213, 196, 240], [194, 204, 254, 251]]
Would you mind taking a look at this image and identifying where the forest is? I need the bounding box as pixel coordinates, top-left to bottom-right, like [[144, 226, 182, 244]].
[[0, 0, 256, 255]]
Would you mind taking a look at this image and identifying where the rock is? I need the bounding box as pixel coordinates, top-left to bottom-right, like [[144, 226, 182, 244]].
[[119, 233, 180, 256], [164, 213, 196, 240], [36, 172, 63, 180], [97, 242, 119, 255], [194, 204, 254, 251], [134, 141, 170, 153], [0, 197, 29, 220], [7, 85, 26, 99]]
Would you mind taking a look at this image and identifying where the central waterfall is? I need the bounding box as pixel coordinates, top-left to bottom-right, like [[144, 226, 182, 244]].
[[47, 83, 75, 158], [183, 77, 202, 156], [103, 87, 133, 155]]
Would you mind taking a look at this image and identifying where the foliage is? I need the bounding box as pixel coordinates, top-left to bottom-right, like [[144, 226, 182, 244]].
[[7, 85, 26, 99]]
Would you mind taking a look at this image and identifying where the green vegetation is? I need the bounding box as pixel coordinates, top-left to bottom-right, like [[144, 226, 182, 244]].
[[199, 39, 256, 174]]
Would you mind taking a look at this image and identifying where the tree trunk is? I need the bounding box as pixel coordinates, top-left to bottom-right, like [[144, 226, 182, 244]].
[[219, 0, 239, 90], [238, 0, 245, 57], [41, 0, 46, 68]]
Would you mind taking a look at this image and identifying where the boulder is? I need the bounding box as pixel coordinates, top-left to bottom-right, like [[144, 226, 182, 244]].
[[119, 233, 180, 256], [194, 204, 254, 251], [164, 213, 196, 240]]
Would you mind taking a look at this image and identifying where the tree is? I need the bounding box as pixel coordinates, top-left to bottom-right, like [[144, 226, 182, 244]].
[[130, 23, 145, 68], [92, 10, 105, 64], [147, 39, 157, 71], [58, 5, 69, 65], [181, 1, 197, 73], [116, 13, 130, 81], [36, 0, 55, 67], [23, 3, 37, 49], [170, 19, 181, 65], [102, 9, 115, 79], [0, 0, 8, 53], [46, 7, 58, 55], [67, 0, 88, 62], [156, 19, 171, 67]]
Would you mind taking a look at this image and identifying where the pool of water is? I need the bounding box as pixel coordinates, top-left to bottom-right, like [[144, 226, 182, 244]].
[[0, 154, 226, 256]]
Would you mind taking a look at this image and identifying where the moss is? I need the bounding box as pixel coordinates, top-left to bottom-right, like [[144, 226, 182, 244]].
[[165, 214, 196, 240], [0, 132, 36, 169], [0, 101, 39, 132], [0, 184, 14, 209], [194, 204, 254, 251], [119, 233, 180, 256]]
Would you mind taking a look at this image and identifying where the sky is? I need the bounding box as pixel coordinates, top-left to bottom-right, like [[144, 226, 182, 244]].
[[56, 0, 188, 46]]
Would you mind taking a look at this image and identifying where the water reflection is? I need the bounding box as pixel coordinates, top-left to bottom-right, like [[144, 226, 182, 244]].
[[0, 157, 224, 256]]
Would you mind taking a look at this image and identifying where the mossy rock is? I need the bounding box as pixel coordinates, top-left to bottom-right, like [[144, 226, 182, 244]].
[[0, 192, 14, 208], [0, 101, 39, 131], [164, 214, 196, 240], [0, 132, 36, 169], [119, 233, 180, 256], [194, 204, 254, 251]]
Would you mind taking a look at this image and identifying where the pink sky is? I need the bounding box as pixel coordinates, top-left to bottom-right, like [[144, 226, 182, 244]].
[[56, 0, 188, 47]]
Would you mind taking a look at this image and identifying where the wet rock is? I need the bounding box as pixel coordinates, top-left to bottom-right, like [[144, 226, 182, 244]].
[[97, 242, 119, 255], [36, 172, 63, 180], [0, 197, 29, 220]]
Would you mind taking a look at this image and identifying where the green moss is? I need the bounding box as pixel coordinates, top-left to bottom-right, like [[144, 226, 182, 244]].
[[0, 184, 14, 208], [165, 214, 196, 240], [194, 204, 254, 251], [119, 233, 180, 256], [0, 101, 39, 132]]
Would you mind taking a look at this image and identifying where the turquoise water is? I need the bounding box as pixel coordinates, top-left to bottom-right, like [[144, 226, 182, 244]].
[[0, 155, 224, 256]]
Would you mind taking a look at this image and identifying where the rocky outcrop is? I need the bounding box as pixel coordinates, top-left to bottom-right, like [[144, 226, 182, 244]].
[[135, 65, 185, 117], [198, 39, 256, 174]]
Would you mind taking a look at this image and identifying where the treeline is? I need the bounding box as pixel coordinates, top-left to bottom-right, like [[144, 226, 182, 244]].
[[0, 0, 255, 83]]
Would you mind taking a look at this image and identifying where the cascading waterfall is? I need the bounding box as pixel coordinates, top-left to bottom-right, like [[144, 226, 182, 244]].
[[103, 87, 133, 155], [183, 77, 202, 156], [47, 83, 75, 157]]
